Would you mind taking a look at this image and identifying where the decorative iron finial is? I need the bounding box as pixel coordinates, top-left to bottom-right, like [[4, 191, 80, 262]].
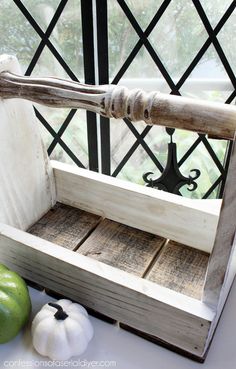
[[143, 129, 200, 195]]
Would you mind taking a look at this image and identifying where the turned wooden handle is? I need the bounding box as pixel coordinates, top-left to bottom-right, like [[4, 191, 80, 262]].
[[0, 71, 236, 140]]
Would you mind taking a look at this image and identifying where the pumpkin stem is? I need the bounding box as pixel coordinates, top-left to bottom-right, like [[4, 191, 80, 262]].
[[48, 302, 69, 320]]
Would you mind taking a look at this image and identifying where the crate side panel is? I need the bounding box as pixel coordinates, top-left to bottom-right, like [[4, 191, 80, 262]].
[[52, 161, 220, 252], [0, 55, 55, 231], [203, 136, 236, 307]]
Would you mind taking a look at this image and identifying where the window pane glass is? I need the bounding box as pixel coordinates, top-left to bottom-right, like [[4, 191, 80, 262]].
[[0, 0, 87, 167], [148, 0, 208, 79], [0, 1, 41, 73], [106, 0, 233, 198], [21, 0, 61, 32]]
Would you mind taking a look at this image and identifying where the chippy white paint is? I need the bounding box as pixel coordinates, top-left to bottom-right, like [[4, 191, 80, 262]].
[[1, 54, 236, 361], [0, 55, 55, 230]]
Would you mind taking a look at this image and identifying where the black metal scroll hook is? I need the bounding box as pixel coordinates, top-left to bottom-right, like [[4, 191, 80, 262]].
[[143, 128, 201, 195]]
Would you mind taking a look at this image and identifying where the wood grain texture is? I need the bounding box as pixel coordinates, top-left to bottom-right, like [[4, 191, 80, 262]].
[[1, 71, 236, 139], [53, 160, 220, 252], [77, 218, 165, 277], [0, 55, 55, 231], [119, 323, 206, 362], [203, 234, 236, 356], [0, 222, 214, 358], [203, 136, 236, 307], [44, 287, 116, 324], [28, 203, 101, 250], [147, 241, 209, 300], [27, 201, 208, 300]]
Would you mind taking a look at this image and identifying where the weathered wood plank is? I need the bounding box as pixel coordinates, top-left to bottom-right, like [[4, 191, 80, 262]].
[[26, 200, 208, 300], [119, 323, 206, 362], [203, 234, 236, 356], [203, 135, 236, 307], [45, 287, 116, 324], [52, 161, 220, 252], [28, 203, 101, 250], [77, 218, 165, 277], [1, 71, 236, 139], [146, 240, 209, 300], [0, 222, 214, 358], [0, 55, 55, 231]]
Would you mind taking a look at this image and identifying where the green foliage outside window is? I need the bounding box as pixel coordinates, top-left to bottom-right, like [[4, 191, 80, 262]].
[[0, 0, 235, 198]]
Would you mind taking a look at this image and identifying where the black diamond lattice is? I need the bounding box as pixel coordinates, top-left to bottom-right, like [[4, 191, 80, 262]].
[[105, 0, 236, 199], [6, 0, 236, 199]]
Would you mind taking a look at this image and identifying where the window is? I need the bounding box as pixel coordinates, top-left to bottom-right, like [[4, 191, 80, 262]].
[[1, 0, 235, 198]]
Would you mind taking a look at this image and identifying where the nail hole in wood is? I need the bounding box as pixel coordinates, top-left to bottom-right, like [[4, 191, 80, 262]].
[[101, 97, 105, 109], [144, 109, 149, 119]]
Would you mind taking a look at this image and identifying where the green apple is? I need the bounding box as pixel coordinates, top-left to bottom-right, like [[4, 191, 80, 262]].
[[0, 264, 31, 343]]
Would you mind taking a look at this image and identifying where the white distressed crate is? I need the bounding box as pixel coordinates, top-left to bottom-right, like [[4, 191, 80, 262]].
[[1, 55, 236, 362]]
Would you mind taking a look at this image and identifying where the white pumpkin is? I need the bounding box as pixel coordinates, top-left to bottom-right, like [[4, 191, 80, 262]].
[[32, 299, 94, 360]]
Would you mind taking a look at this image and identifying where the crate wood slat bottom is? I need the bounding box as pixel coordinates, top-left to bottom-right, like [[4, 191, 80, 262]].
[[146, 240, 209, 300], [28, 203, 209, 300], [22, 202, 211, 362], [28, 203, 101, 250]]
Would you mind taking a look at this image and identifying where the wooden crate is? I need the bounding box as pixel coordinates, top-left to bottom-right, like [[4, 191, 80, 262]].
[[1, 54, 236, 362]]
